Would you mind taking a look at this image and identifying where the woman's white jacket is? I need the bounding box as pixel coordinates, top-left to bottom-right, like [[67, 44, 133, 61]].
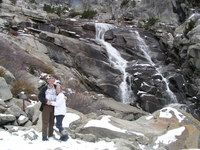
[[51, 93, 67, 116]]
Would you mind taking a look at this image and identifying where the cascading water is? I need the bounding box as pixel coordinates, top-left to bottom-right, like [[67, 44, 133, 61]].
[[95, 23, 134, 104], [134, 31, 178, 103]]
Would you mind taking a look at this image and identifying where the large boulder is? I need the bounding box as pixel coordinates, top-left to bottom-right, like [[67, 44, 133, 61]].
[[0, 66, 15, 84], [79, 107, 200, 149], [5, 105, 27, 118], [25, 101, 41, 125], [0, 113, 16, 126], [0, 77, 13, 101], [96, 98, 148, 120]]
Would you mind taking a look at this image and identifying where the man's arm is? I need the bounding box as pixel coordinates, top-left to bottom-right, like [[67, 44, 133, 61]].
[[38, 85, 48, 104]]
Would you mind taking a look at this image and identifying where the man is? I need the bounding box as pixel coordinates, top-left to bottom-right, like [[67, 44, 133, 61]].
[[38, 75, 56, 141]]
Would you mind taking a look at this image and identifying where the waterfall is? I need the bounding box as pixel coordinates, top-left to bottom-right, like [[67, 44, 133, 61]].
[[134, 31, 178, 103], [95, 23, 134, 104]]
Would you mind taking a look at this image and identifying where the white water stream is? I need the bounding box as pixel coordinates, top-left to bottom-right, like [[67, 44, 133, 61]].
[[134, 31, 177, 103], [95, 23, 134, 104], [95, 23, 177, 104]]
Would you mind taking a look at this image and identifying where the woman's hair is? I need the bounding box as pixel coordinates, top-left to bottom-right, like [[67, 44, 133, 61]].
[[56, 84, 62, 90]]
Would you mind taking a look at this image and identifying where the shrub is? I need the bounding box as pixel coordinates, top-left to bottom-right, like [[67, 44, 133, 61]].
[[43, 4, 68, 16], [81, 9, 97, 19], [55, 6, 62, 16], [0, 0, 2, 4], [11, 80, 37, 97], [68, 11, 82, 18], [56, 6, 68, 16], [28, 64, 36, 75], [0, 68, 5, 77], [43, 4, 55, 13], [144, 17, 159, 30]]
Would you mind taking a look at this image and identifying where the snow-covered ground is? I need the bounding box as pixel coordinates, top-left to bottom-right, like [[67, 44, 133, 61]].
[[0, 113, 117, 150], [0, 107, 199, 150], [0, 131, 116, 150]]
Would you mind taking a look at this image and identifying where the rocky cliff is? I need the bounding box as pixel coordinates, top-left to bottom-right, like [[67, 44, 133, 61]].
[[0, 0, 200, 149]]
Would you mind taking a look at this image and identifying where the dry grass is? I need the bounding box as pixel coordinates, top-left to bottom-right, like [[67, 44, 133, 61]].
[[39, 63, 55, 75], [11, 79, 37, 97]]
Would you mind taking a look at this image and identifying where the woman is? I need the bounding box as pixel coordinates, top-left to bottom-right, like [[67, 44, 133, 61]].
[[47, 84, 68, 141]]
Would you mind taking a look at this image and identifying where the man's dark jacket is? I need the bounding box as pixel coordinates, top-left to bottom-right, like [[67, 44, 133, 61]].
[[38, 85, 48, 111]]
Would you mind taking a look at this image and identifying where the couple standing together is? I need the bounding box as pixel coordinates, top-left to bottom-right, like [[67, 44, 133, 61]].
[[38, 75, 68, 141]]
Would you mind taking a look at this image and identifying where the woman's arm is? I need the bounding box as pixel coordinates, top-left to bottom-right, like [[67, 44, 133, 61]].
[[51, 93, 65, 107]]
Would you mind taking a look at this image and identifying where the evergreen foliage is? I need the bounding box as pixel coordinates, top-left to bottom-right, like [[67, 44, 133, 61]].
[[43, 4, 55, 13], [81, 9, 97, 19], [68, 11, 82, 18], [28, 64, 36, 75], [144, 17, 159, 30], [43, 4, 68, 16]]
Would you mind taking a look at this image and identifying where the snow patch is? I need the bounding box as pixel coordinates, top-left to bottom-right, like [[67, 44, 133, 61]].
[[0, 114, 14, 117], [84, 116, 144, 137], [153, 126, 185, 149], [19, 115, 26, 121], [84, 116, 127, 133], [63, 113, 80, 128], [27, 100, 37, 108], [159, 107, 185, 122], [146, 115, 153, 120]]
